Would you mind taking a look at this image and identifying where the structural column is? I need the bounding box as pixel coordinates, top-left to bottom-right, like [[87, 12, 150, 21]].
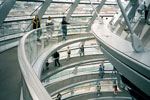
[[0, 0, 16, 26], [66, 0, 80, 21], [117, 0, 144, 52], [88, 0, 106, 29], [37, 0, 53, 19]]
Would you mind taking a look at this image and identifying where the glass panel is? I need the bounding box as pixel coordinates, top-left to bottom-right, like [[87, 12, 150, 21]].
[[7, 1, 42, 17], [22, 77, 33, 100], [0, 0, 3, 6], [52, 80, 118, 99], [0, 21, 31, 37], [100, 5, 118, 14], [44, 62, 114, 82], [73, 4, 96, 14], [45, 3, 71, 15], [24, 23, 89, 65], [53, 0, 75, 2]]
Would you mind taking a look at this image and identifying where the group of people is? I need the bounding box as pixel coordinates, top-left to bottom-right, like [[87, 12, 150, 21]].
[[96, 81, 118, 96], [45, 43, 85, 70], [45, 51, 60, 69], [31, 15, 70, 42], [66, 44, 85, 60]]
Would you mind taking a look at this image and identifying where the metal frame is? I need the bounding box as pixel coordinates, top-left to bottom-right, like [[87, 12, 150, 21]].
[[4, 14, 114, 23], [116, 0, 144, 52], [88, 0, 144, 52], [37, 0, 53, 19], [41, 58, 107, 81], [18, 28, 53, 100], [0, 0, 16, 26], [49, 78, 117, 96], [17, 0, 117, 5], [66, 0, 80, 21], [17, 0, 44, 2], [88, 0, 106, 30]]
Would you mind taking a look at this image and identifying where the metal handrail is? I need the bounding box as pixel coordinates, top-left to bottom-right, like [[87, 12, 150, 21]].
[[18, 23, 90, 100], [45, 70, 116, 84], [50, 78, 117, 96], [18, 28, 52, 100]]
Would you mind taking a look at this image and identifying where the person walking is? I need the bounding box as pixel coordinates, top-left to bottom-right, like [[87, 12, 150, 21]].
[[32, 15, 41, 42], [113, 80, 118, 95], [114, 84, 118, 95], [79, 44, 84, 57], [56, 93, 62, 100], [99, 64, 104, 78], [61, 17, 70, 40], [53, 51, 61, 67], [46, 16, 54, 39], [67, 46, 71, 60]]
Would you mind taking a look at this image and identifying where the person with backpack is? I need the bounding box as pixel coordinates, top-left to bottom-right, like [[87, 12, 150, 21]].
[[53, 51, 61, 67]]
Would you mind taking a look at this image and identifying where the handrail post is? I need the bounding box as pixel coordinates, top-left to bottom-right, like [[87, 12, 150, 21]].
[[116, 0, 144, 52]]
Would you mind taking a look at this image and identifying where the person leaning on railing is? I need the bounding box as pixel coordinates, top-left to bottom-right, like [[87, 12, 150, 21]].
[[31, 15, 41, 42], [61, 17, 70, 40], [46, 16, 54, 39]]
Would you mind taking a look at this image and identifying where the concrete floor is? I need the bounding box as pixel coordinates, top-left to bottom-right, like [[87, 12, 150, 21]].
[[0, 47, 21, 100]]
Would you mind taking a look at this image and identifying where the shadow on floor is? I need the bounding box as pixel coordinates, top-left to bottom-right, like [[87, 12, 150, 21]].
[[0, 47, 21, 100]]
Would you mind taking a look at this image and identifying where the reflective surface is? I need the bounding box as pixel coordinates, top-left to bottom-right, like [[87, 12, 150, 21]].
[[24, 24, 89, 65], [44, 63, 113, 82], [7, 1, 42, 17], [51, 80, 118, 99], [18, 23, 92, 100]]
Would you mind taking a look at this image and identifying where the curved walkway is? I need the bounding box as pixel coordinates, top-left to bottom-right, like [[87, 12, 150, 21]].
[[63, 91, 131, 100], [92, 21, 150, 96], [41, 54, 105, 79], [0, 47, 21, 100]]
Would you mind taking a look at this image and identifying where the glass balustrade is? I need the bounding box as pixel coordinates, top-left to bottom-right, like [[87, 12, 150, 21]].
[[18, 23, 94, 100], [51, 80, 118, 99], [45, 46, 102, 63], [0, 22, 30, 37], [104, 0, 150, 48], [43, 63, 114, 83], [24, 24, 90, 65]]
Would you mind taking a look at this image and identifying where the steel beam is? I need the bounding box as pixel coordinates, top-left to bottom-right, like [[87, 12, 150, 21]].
[[66, 0, 80, 21], [16, 0, 117, 5], [88, 0, 106, 30], [0, 0, 16, 26], [37, 0, 52, 19], [116, 0, 144, 52], [17, 0, 44, 2], [4, 14, 114, 23]]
